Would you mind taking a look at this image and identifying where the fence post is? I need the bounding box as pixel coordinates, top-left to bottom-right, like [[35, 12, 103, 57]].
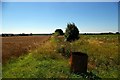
[[70, 52, 88, 74]]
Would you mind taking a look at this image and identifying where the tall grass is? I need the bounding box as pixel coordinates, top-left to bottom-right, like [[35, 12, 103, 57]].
[[3, 36, 82, 78], [50, 34, 119, 78], [2, 34, 119, 78], [70, 35, 119, 78]]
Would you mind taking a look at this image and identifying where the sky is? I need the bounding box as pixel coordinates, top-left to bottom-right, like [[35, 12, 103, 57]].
[[2, 0, 120, 2], [2, 2, 118, 34]]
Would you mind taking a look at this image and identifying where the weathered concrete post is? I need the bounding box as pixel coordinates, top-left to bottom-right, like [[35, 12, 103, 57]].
[[70, 52, 88, 74]]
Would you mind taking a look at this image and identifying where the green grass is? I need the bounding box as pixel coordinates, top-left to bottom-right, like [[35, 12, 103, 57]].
[[3, 50, 83, 78], [71, 34, 119, 78], [2, 37, 83, 78], [3, 53, 67, 78], [2, 34, 119, 79]]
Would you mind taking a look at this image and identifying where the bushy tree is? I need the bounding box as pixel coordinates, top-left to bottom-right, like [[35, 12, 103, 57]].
[[65, 23, 79, 42], [54, 29, 64, 35]]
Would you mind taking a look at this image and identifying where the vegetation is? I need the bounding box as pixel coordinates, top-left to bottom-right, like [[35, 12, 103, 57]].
[[64, 23, 79, 42], [54, 29, 64, 35], [1, 33, 32, 37], [2, 34, 119, 79], [2, 36, 50, 63]]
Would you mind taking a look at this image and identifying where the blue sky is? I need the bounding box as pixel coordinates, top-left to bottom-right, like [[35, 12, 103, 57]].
[[2, 2, 118, 34]]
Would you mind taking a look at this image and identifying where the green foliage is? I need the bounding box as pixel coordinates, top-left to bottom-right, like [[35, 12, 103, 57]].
[[50, 35, 71, 58], [65, 23, 79, 42], [56, 43, 71, 58], [54, 29, 64, 36]]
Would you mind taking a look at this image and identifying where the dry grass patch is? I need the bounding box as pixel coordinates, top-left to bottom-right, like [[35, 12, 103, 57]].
[[2, 36, 50, 63]]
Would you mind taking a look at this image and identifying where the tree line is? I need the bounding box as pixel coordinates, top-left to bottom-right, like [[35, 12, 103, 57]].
[[1, 31, 119, 37], [1, 33, 32, 37], [1, 22, 119, 38]]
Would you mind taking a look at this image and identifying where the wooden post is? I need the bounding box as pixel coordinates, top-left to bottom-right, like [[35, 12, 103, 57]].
[[70, 52, 88, 74]]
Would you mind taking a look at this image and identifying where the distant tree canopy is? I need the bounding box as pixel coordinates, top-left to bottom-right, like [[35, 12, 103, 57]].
[[2, 34, 14, 37], [1, 33, 33, 37], [116, 32, 119, 34], [54, 29, 64, 35], [65, 23, 79, 42]]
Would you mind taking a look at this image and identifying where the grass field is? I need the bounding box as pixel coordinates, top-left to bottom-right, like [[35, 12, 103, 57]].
[[2, 36, 50, 63], [2, 34, 119, 79]]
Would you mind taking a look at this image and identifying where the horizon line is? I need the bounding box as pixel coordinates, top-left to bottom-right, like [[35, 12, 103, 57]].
[[1, 31, 119, 34]]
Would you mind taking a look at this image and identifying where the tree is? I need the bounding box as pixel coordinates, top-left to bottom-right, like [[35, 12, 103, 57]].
[[54, 29, 64, 35], [65, 23, 79, 42], [116, 32, 119, 34]]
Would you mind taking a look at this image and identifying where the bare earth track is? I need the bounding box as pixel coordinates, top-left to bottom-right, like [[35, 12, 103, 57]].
[[2, 36, 50, 63]]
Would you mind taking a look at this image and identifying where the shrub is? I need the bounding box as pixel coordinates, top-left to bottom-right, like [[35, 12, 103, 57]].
[[64, 23, 79, 42], [54, 29, 64, 36]]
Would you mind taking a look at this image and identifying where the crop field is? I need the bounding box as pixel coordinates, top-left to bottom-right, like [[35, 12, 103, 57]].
[[2, 34, 119, 79], [2, 36, 50, 63]]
